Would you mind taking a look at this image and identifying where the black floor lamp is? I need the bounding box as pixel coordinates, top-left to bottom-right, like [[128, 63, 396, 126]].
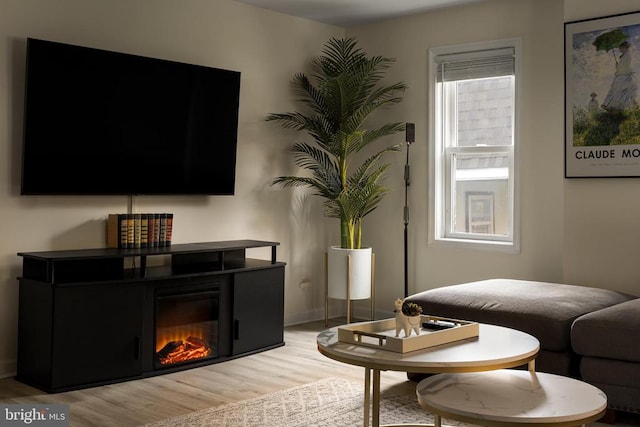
[[404, 123, 415, 298]]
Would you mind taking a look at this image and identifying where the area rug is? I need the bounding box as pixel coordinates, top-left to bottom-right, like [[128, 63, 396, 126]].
[[141, 377, 470, 427]]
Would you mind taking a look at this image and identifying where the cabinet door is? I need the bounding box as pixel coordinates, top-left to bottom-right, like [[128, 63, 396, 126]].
[[51, 282, 144, 389], [233, 267, 284, 355]]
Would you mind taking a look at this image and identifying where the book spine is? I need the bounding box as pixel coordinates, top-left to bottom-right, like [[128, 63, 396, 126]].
[[140, 214, 149, 249], [119, 214, 128, 249], [134, 214, 142, 249], [106, 214, 120, 248], [147, 213, 155, 249], [165, 213, 173, 246], [153, 213, 161, 248], [159, 213, 167, 247], [126, 214, 135, 249]]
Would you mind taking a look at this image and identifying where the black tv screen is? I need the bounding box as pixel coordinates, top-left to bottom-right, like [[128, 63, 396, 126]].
[[21, 38, 240, 195]]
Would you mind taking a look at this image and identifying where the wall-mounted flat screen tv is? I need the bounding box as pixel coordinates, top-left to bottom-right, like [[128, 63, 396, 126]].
[[21, 38, 240, 195]]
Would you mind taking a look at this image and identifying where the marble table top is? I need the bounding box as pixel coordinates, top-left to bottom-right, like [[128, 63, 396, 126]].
[[317, 323, 540, 373], [416, 370, 607, 425]]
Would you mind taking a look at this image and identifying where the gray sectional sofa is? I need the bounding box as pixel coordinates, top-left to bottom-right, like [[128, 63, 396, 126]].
[[405, 279, 639, 415], [572, 298, 640, 414]]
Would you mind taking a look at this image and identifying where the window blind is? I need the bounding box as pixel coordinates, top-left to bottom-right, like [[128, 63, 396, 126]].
[[436, 47, 515, 82]]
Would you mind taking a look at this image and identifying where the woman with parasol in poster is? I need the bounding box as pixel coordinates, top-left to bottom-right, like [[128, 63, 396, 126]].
[[597, 29, 638, 112]]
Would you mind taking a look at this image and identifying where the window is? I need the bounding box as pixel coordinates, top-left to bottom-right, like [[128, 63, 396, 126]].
[[429, 40, 519, 250]]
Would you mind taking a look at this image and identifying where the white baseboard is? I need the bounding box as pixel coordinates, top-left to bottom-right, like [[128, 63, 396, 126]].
[[284, 306, 394, 327], [0, 358, 17, 379], [284, 308, 326, 326]]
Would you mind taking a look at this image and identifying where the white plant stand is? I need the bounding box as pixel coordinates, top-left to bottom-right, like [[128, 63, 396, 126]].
[[324, 249, 375, 325]]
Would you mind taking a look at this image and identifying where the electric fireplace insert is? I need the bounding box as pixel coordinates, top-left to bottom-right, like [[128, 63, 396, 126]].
[[155, 279, 231, 369]]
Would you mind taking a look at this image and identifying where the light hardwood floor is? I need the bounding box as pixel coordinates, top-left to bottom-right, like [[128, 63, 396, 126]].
[[0, 320, 638, 426]]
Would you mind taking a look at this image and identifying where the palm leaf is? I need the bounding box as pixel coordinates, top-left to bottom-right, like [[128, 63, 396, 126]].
[[268, 36, 406, 248]]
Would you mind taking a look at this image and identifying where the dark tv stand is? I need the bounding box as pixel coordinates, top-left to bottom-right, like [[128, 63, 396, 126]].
[[16, 240, 285, 393]]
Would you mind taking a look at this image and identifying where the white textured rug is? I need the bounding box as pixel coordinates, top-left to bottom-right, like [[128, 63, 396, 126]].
[[141, 377, 470, 427]]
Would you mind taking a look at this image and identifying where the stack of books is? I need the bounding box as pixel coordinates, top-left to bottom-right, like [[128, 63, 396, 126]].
[[107, 213, 173, 249]]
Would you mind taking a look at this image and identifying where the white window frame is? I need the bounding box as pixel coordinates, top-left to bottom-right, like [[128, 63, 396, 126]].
[[428, 38, 521, 253]]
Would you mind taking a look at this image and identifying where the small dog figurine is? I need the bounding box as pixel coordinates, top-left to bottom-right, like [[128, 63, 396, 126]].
[[394, 298, 421, 337]]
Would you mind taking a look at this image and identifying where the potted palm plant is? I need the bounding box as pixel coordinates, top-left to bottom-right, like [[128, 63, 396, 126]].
[[268, 37, 406, 305]]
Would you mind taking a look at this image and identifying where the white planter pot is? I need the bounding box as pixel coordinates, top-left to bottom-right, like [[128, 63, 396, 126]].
[[327, 246, 372, 300]]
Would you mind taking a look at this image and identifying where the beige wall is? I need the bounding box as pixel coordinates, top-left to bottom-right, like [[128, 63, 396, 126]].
[[0, 0, 342, 377], [562, 0, 640, 296], [348, 0, 566, 311], [346, 0, 640, 316]]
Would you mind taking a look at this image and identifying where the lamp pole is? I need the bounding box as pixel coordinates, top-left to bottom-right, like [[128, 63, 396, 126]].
[[404, 123, 415, 298]]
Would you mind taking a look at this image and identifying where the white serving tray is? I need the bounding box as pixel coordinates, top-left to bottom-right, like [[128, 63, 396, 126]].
[[337, 315, 479, 353]]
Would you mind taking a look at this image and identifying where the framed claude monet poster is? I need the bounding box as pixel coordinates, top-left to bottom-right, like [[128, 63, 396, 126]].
[[565, 11, 640, 178]]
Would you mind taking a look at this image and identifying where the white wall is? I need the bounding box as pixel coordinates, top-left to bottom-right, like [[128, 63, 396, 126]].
[[0, 0, 343, 377]]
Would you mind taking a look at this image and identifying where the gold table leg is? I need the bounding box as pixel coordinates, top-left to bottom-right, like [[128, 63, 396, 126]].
[[364, 368, 371, 427], [361, 367, 433, 427], [373, 369, 381, 427]]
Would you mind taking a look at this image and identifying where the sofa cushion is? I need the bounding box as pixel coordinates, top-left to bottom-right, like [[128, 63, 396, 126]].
[[572, 298, 640, 363], [406, 279, 634, 352]]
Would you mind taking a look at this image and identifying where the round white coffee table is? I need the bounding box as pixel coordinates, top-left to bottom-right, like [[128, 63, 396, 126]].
[[416, 370, 607, 426], [317, 323, 539, 427]]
